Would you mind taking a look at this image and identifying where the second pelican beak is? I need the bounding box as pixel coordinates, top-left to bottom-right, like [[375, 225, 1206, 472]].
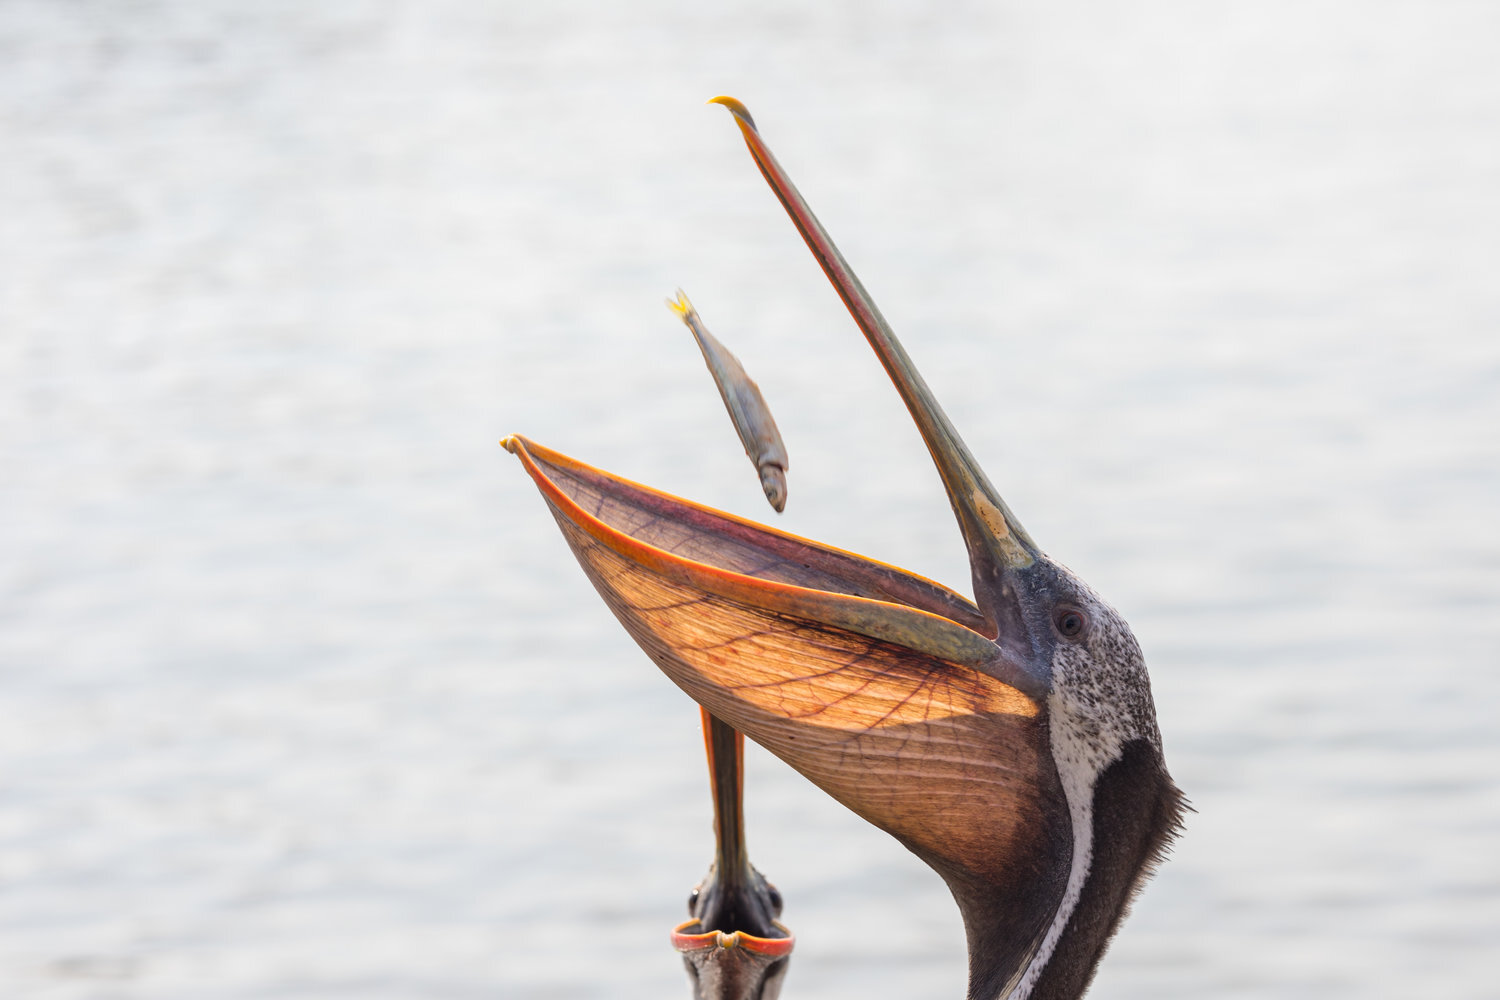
[[674, 708, 793, 1000]]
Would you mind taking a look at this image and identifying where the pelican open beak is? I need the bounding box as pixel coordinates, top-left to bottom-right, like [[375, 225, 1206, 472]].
[[505, 97, 1068, 958]]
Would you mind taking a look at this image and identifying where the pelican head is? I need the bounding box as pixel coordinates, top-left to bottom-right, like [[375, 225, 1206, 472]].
[[505, 98, 1184, 1000], [672, 709, 794, 1000]]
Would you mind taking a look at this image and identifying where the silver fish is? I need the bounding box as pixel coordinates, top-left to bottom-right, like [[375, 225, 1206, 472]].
[[670, 290, 789, 513]]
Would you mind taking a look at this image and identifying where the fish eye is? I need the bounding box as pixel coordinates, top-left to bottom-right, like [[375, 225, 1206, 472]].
[[1054, 607, 1087, 639]]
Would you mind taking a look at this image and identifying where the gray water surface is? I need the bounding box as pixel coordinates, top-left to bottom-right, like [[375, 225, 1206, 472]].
[[2, 2, 1497, 998]]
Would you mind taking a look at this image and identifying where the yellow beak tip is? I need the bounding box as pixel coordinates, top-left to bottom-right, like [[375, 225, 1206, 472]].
[[708, 95, 756, 130], [500, 435, 519, 454]]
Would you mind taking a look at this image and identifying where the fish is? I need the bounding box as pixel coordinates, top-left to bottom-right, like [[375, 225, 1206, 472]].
[[669, 290, 789, 513]]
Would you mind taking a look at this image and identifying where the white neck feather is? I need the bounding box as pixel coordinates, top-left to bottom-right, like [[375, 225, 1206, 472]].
[[991, 686, 1127, 1000]]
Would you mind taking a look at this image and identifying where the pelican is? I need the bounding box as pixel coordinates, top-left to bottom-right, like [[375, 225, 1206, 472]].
[[504, 97, 1185, 1000], [672, 709, 794, 1000]]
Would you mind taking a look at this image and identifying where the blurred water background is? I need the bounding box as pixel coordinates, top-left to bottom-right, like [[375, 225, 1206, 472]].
[[2, 1, 1497, 998]]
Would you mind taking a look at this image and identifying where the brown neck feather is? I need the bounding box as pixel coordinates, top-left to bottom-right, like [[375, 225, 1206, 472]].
[[917, 739, 1184, 1000], [1024, 740, 1186, 1000]]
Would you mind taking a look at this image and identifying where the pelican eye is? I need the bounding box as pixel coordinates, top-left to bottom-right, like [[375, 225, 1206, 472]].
[[1054, 607, 1088, 639]]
